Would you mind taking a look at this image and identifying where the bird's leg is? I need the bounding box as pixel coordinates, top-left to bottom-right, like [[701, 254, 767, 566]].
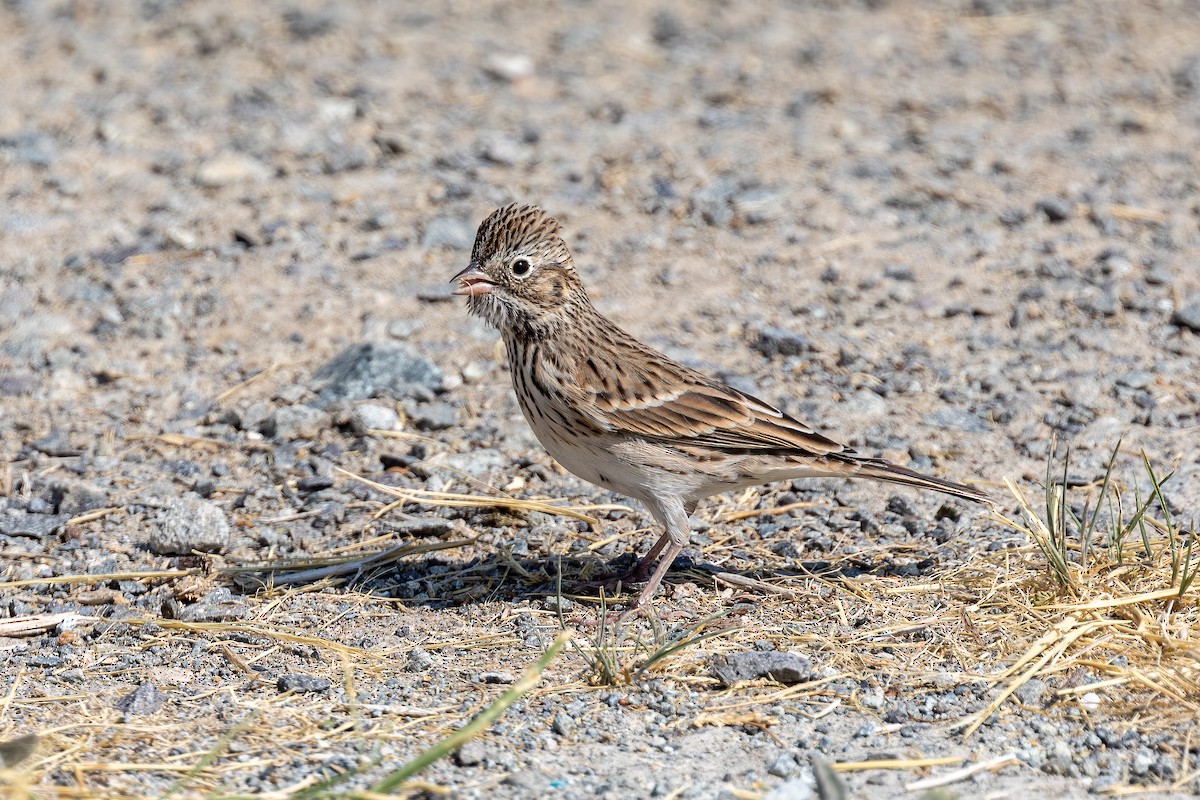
[[616, 540, 685, 624], [615, 497, 693, 623], [622, 531, 671, 582]]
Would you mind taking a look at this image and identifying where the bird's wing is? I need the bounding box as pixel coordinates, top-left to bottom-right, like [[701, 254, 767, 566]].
[[605, 379, 851, 456], [559, 340, 853, 457]]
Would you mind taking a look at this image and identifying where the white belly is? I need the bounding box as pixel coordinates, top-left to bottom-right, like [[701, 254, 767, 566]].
[[523, 408, 651, 502]]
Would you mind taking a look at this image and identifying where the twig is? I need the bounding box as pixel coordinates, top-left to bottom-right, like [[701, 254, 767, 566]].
[[905, 752, 1019, 792], [712, 572, 802, 598], [0, 613, 98, 637], [724, 501, 822, 523]]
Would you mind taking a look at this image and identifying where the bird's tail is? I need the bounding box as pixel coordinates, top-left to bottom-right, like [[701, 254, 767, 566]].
[[848, 458, 992, 506]]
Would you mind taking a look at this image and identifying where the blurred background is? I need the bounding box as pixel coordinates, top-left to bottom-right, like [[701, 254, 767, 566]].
[[2, 3, 1200, 795]]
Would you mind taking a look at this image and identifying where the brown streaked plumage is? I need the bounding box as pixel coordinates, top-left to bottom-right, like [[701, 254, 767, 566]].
[[452, 203, 990, 619]]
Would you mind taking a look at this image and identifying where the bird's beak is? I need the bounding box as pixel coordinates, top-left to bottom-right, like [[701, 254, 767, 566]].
[[450, 264, 495, 296]]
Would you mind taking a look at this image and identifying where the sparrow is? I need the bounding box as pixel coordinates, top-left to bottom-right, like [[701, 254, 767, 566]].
[[451, 203, 989, 618]]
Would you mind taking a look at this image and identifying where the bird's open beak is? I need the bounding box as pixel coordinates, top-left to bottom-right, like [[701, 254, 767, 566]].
[[450, 265, 495, 296]]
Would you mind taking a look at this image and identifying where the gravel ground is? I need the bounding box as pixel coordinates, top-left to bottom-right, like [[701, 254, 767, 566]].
[[2, 1, 1200, 798]]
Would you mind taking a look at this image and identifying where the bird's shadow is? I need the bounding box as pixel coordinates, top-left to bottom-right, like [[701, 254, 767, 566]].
[[275, 543, 946, 612]]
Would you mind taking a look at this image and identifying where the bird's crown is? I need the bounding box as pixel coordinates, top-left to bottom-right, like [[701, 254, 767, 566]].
[[470, 203, 572, 268]]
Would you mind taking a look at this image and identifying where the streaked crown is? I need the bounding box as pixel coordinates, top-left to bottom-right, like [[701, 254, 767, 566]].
[[470, 204, 572, 269]]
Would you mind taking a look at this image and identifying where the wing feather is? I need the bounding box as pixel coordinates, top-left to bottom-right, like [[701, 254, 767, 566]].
[[559, 344, 851, 458]]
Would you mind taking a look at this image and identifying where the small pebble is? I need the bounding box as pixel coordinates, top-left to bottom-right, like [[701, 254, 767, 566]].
[[277, 674, 331, 693]]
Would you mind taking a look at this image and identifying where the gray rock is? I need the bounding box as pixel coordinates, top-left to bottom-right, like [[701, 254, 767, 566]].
[[754, 326, 811, 358], [114, 683, 165, 715], [921, 409, 989, 433], [1173, 297, 1200, 332], [312, 342, 442, 406], [149, 497, 231, 555], [383, 518, 453, 538], [1174, 55, 1200, 96], [177, 590, 249, 622], [711, 651, 812, 685], [1036, 197, 1071, 222], [409, 402, 457, 431], [840, 389, 888, 420], [267, 405, 328, 440], [768, 751, 801, 778], [476, 132, 524, 166], [551, 711, 575, 736], [543, 595, 574, 613], [693, 179, 735, 226], [405, 647, 434, 673], [421, 216, 474, 250], [478, 671, 515, 684], [349, 403, 399, 435], [433, 448, 506, 477], [0, 512, 68, 539], [40, 475, 107, 516], [1116, 371, 1154, 390], [414, 283, 456, 303], [296, 475, 334, 493], [0, 370, 34, 396], [32, 430, 81, 457], [0, 732, 38, 768], [1014, 677, 1048, 706], [764, 775, 815, 800], [277, 674, 331, 693], [454, 738, 487, 766], [503, 770, 548, 791], [733, 188, 784, 224]]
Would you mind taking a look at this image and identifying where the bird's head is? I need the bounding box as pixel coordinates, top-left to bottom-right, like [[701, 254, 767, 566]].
[[451, 204, 585, 335]]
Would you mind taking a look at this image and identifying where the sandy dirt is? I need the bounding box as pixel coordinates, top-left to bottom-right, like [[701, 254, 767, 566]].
[[2, 1, 1200, 798]]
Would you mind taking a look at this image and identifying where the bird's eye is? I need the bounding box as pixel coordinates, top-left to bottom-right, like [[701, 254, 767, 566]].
[[511, 257, 532, 277]]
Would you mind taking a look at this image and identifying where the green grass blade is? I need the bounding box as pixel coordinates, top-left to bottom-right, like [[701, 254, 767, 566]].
[[370, 630, 570, 793]]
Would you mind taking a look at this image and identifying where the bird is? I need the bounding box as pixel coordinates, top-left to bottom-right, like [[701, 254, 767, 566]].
[[451, 203, 990, 619]]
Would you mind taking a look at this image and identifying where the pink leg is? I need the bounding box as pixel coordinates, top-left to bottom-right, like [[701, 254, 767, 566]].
[[625, 532, 672, 581], [617, 541, 685, 624]]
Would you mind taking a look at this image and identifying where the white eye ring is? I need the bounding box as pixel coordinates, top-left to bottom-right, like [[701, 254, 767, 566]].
[[511, 257, 532, 277]]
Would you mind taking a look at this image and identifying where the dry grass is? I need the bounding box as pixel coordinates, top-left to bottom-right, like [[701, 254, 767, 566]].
[[2, 441, 1198, 797]]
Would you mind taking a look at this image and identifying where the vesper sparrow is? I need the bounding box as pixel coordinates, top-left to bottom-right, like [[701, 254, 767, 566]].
[[452, 204, 989, 617]]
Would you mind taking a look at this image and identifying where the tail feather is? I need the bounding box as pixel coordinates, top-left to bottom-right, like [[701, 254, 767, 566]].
[[849, 458, 992, 506]]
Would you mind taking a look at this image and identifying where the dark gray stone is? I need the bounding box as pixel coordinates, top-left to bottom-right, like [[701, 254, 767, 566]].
[[311, 343, 442, 406], [921, 409, 989, 433], [149, 497, 231, 554], [551, 711, 575, 736], [711, 651, 812, 685], [1173, 297, 1200, 332], [297, 475, 334, 493], [1014, 677, 1049, 706], [1036, 197, 1071, 222], [454, 738, 487, 766], [754, 326, 811, 358], [0, 512, 67, 539], [177, 597, 249, 622], [0, 732, 38, 768], [114, 682, 165, 715], [277, 674, 331, 693], [32, 430, 81, 457], [410, 402, 457, 431], [383, 518, 453, 538], [267, 405, 328, 440], [405, 647, 434, 673]]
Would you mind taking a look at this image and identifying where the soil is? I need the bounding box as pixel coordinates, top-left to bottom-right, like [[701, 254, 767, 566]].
[[2, 1, 1200, 798]]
